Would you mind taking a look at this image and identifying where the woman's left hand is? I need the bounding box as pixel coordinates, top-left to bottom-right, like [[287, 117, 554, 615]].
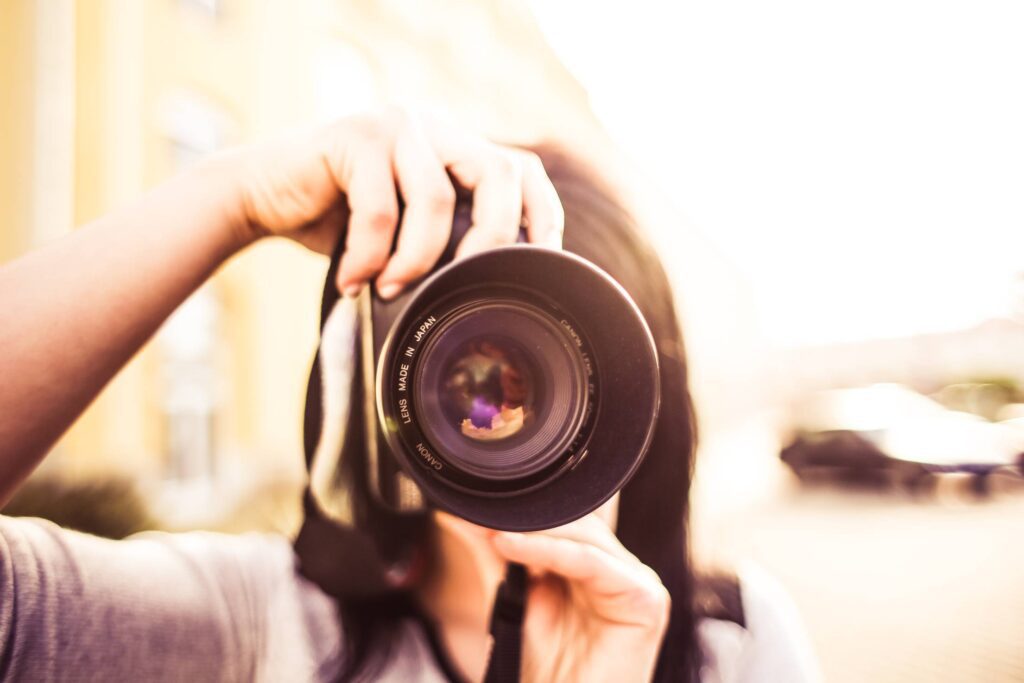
[[492, 514, 670, 682]]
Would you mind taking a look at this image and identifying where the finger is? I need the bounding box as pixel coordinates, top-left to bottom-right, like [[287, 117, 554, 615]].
[[455, 146, 523, 258], [532, 515, 639, 566], [428, 127, 523, 258], [493, 531, 648, 598], [333, 145, 400, 296], [495, 532, 670, 627], [515, 150, 564, 248], [375, 116, 456, 299]]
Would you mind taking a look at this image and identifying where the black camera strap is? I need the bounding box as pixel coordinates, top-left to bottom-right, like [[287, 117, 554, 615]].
[[483, 562, 528, 683]]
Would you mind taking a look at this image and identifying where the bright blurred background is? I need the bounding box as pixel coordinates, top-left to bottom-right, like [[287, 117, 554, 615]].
[[2, 1, 1024, 681]]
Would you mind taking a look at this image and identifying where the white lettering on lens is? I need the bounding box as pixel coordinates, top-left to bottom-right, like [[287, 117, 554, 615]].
[[404, 346, 415, 358], [560, 319, 592, 373], [399, 398, 412, 424], [415, 442, 443, 470], [559, 319, 583, 347], [413, 316, 437, 343], [398, 363, 410, 392]]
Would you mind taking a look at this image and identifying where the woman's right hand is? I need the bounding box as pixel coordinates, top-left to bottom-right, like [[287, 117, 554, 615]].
[[225, 108, 564, 299], [492, 514, 671, 682]]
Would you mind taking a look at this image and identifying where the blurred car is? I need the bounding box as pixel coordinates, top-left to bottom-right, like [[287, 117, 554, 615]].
[[780, 384, 1024, 494]]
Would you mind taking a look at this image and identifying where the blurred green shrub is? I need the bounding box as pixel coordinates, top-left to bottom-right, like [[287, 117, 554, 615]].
[[3, 475, 158, 539]]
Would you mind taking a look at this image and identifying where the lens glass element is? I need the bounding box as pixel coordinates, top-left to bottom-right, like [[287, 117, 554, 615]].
[[440, 337, 533, 442], [414, 301, 588, 482]]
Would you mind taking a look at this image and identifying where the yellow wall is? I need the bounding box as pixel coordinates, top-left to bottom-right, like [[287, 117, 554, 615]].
[[0, 1, 36, 263], [4, 1, 335, 495]]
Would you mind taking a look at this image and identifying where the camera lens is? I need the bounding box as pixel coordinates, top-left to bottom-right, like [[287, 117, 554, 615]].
[[414, 302, 588, 482], [376, 246, 659, 531]]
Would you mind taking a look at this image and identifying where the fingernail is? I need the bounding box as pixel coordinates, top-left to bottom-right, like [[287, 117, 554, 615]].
[[343, 283, 363, 299], [377, 282, 401, 300]]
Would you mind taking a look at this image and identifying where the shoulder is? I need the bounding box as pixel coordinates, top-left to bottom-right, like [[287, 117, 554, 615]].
[[697, 564, 822, 683], [0, 512, 304, 602], [108, 522, 347, 681]]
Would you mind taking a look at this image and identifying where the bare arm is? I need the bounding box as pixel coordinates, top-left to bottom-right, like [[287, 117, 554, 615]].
[[0, 110, 562, 503], [0, 158, 247, 496]]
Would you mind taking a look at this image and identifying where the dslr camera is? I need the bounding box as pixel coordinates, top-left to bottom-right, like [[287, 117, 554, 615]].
[[307, 203, 659, 532]]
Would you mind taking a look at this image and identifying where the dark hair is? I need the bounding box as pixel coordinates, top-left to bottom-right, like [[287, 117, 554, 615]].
[[297, 144, 700, 682]]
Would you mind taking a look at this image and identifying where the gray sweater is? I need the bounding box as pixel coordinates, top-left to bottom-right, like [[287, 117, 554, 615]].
[[0, 515, 819, 682]]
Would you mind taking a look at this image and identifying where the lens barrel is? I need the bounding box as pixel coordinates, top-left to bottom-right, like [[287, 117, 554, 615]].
[[376, 246, 659, 531]]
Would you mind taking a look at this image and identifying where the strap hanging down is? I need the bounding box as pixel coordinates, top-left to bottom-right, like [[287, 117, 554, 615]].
[[483, 562, 528, 683]]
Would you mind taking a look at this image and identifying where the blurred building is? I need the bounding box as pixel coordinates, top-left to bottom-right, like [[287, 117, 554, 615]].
[[768, 317, 1024, 403]]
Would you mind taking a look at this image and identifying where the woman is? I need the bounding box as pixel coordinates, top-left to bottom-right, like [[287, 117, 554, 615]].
[[0, 110, 817, 682]]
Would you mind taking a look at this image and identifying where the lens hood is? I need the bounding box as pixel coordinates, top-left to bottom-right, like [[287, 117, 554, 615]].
[[376, 245, 659, 531]]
